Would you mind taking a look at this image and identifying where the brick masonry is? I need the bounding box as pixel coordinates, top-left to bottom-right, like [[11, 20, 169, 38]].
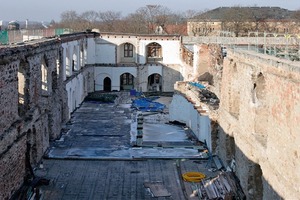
[[217, 49, 300, 199], [175, 43, 300, 199], [0, 41, 69, 199]]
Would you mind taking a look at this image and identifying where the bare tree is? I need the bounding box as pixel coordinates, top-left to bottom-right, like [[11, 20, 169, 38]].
[[136, 5, 171, 33], [55, 6, 204, 34], [183, 10, 201, 19], [80, 11, 99, 30], [59, 10, 80, 30], [122, 12, 148, 34], [98, 11, 122, 32]]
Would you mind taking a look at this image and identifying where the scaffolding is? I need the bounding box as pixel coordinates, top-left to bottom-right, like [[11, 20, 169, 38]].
[[183, 31, 300, 61]]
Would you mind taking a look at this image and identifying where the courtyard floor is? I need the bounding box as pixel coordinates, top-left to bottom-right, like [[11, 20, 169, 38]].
[[35, 92, 218, 200]]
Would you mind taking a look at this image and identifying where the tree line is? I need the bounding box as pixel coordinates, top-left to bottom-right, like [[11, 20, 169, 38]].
[[52, 5, 200, 34], [50, 5, 300, 35]]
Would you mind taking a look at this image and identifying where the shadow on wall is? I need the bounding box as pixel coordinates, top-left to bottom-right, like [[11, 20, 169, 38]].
[[217, 125, 283, 200]]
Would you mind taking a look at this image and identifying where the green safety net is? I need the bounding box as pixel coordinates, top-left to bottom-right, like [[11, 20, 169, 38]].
[[55, 28, 72, 36], [0, 30, 9, 45]]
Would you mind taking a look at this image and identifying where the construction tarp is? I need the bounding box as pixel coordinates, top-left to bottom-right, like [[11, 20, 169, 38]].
[[132, 97, 165, 112], [189, 82, 206, 89]]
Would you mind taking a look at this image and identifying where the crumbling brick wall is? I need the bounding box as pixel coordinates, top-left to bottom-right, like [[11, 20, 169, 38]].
[[216, 49, 300, 199], [0, 42, 68, 199], [0, 61, 19, 134], [195, 43, 223, 96]]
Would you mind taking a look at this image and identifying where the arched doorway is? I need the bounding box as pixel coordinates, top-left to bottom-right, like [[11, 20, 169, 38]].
[[103, 77, 111, 91], [148, 73, 162, 91], [120, 73, 134, 91]]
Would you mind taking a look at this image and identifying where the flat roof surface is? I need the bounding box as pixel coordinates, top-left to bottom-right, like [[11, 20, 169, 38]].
[[37, 92, 218, 199]]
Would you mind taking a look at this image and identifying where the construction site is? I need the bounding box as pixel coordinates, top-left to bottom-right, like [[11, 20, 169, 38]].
[[0, 30, 299, 200]]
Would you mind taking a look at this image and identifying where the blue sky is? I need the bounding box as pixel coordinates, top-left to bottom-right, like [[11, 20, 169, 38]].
[[1, 0, 299, 22]]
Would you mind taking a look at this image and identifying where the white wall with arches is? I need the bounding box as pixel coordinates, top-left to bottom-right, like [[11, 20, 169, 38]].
[[94, 67, 137, 91], [138, 40, 181, 64]]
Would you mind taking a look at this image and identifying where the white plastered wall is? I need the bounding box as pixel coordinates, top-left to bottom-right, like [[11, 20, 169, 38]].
[[94, 67, 137, 91], [169, 94, 212, 151]]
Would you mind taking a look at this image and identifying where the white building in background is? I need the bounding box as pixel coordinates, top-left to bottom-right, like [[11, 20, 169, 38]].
[[60, 33, 210, 144], [58, 32, 185, 95], [93, 33, 183, 92]]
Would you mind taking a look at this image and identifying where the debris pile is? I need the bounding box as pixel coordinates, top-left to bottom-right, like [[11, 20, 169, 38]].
[[185, 171, 245, 200], [187, 82, 219, 109], [198, 89, 219, 109], [199, 172, 245, 200]]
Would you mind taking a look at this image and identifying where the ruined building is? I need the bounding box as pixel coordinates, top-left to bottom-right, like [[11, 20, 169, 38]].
[[0, 31, 299, 199]]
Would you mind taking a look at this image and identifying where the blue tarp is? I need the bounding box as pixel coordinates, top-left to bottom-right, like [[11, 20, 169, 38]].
[[188, 82, 206, 89], [130, 89, 143, 97], [131, 98, 165, 112]]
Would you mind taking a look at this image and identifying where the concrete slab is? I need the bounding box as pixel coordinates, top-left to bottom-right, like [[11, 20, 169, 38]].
[[37, 93, 220, 200], [47, 93, 204, 160], [36, 159, 218, 200], [142, 123, 187, 142], [47, 146, 202, 159]]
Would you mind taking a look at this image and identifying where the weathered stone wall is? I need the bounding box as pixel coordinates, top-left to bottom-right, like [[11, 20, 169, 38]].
[[192, 43, 223, 96], [217, 49, 300, 199], [0, 61, 19, 134], [0, 136, 27, 199], [0, 33, 96, 199], [0, 41, 67, 199]]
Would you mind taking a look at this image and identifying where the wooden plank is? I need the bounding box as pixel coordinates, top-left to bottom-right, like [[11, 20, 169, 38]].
[[144, 182, 171, 197], [203, 179, 218, 199], [219, 174, 231, 192], [213, 156, 223, 170]]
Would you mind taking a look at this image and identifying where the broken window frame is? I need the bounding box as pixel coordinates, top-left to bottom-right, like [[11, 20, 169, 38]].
[[147, 42, 162, 58]]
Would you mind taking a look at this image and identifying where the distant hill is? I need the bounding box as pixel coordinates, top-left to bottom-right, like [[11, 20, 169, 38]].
[[194, 7, 294, 20]]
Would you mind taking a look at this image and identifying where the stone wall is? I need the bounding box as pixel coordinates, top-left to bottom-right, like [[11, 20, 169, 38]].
[[0, 41, 68, 199], [0, 33, 97, 199], [217, 49, 300, 199]]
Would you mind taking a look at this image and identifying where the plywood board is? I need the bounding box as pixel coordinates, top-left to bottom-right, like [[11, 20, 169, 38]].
[[144, 182, 171, 197]]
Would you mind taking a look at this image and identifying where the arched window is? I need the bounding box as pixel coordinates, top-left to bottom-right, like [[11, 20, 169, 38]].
[[120, 73, 134, 90], [147, 42, 162, 58], [148, 73, 162, 91], [121, 73, 134, 85], [124, 43, 133, 57]]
